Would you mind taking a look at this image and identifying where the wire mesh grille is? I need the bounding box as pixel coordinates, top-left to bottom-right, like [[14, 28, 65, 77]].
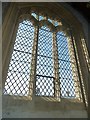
[[57, 32, 76, 98], [36, 26, 54, 96], [36, 76, 54, 96], [4, 20, 35, 96]]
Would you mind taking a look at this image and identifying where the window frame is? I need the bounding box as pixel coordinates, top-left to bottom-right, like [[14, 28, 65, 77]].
[[2, 4, 88, 108]]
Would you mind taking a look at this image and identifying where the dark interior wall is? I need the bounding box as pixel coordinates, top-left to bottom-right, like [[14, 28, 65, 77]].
[[88, 22, 90, 118], [0, 2, 2, 119], [67, 2, 90, 23], [2, 2, 11, 23]]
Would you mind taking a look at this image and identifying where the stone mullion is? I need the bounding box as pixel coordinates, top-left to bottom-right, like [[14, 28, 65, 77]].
[[53, 32, 61, 101], [28, 25, 39, 99]]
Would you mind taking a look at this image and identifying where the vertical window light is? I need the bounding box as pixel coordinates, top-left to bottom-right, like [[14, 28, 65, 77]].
[[57, 32, 76, 98], [4, 20, 35, 96], [36, 26, 54, 96]]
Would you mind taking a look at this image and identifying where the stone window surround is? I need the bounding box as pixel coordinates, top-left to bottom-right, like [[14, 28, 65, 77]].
[[2, 2, 89, 112]]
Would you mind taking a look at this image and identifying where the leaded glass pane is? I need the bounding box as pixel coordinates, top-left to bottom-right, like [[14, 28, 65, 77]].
[[36, 26, 54, 96], [57, 32, 76, 98], [4, 20, 35, 96], [36, 76, 54, 96]]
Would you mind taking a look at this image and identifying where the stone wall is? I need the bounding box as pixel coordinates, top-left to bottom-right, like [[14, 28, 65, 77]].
[[2, 2, 88, 118]]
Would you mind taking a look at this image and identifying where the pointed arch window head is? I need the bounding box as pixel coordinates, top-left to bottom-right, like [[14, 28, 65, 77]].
[[22, 20, 33, 26], [3, 10, 83, 102], [40, 25, 51, 31]]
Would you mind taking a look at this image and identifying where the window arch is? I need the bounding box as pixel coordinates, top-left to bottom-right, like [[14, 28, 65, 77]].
[[3, 8, 87, 104]]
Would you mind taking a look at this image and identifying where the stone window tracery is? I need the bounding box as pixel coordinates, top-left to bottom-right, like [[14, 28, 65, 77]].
[[3, 9, 87, 104]]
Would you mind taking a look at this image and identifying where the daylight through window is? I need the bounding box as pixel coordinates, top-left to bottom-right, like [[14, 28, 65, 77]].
[[4, 12, 82, 100]]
